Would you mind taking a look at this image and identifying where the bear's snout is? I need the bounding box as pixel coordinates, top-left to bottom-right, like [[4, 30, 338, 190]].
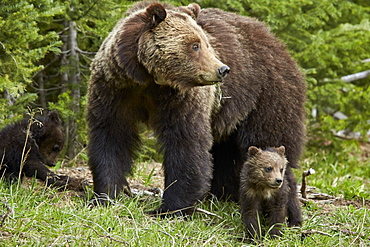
[[217, 65, 230, 78], [275, 178, 283, 184]]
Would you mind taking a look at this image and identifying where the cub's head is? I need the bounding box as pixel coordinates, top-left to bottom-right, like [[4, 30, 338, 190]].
[[244, 146, 288, 189], [118, 2, 229, 89], [31, 111, 65, 166]]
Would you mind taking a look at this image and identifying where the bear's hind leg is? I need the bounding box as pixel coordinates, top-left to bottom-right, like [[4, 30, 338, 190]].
[[210, 135, 243, 201], [285, 167, 303, 227]]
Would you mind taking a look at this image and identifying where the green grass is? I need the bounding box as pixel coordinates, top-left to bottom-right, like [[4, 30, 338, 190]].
[[0, 140, 369, 246], [301, 141, 370, 200]]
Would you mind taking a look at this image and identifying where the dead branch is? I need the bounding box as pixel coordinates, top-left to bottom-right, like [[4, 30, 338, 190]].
[[195, 208, 222, 219], [0, 201, 12, 227], [301, 229, 333, 238], [330, 226, 370, 240], [83, 224, 129, 245], [301, 168, 315, 199]]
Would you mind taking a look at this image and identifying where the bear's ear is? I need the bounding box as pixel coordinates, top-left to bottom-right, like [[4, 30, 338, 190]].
[[248, 146, 261, 156], [30, 120, 45, 139], [47, 111, 62, 126], [146, 3, 167, 28], [187, 3, 200, 19], [178, 3, 200, 20], [275, 146, 286, 156]]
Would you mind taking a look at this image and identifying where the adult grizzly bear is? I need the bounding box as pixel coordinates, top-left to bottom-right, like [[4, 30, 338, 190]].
[[0, 111, 69, 187], [87, 1, 305, 225], [240, 146, 290, 239]]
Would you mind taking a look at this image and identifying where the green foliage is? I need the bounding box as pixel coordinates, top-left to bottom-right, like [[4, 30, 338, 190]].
[[0, 0, 64, 122], [48, 91, 88, 147]]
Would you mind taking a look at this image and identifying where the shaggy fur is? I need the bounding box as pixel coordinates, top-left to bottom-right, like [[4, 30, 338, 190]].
[[240, 146, 291, 238], [0, 111, 69, 187], [87, 1, 305, 222]]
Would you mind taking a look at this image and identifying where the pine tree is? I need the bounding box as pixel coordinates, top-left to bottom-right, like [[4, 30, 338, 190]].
[[0, 0, 64, 124]]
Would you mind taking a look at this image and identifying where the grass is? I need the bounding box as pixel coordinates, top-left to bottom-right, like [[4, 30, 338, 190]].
[[302, 140, 370, 200], [0, 140, 369, 246]]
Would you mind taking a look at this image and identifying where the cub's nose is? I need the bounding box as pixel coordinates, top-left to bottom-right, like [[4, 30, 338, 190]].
[[217, 65, 230, 78], [276, 178, 283, 184]]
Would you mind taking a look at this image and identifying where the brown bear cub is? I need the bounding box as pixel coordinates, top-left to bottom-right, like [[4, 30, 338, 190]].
[[240, 146, 291, 239], [0, 111, 70, 187]]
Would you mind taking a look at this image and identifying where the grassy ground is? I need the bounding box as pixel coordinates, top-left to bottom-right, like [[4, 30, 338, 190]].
[[0, 141, 369, 246]]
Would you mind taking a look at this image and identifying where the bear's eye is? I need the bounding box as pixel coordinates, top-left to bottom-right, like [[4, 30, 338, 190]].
[[192, 43, 200, 51], [280, 168, 284, 173], [265, 167, 273, 172], [53, 144, 61, 152]]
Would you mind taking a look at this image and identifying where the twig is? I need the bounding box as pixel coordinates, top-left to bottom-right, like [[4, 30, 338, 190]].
[[0, 201, 12, 227], [301, 168, 315, 199], [158, 230, 176, 247], [195, 208, 222, 219], [202, 235, 215, 246], [63, 211, 129, 244], [301, 229, 333, 238], [331, 226, 370, 240], [142, 228, 176, 247], [163, 179, 177, 192], [83, 224, 129, 245]]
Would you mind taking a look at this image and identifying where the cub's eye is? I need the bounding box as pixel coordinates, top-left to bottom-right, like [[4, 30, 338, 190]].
[[53, 144, 61, 152], [265, 167, 273, 172], [280, 168, 284, 173], [192, 43, 200, 51]]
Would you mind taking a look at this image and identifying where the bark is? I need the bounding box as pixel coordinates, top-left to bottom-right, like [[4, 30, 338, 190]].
[[59, 20, 80, 159], [66, 20, 80, 159]]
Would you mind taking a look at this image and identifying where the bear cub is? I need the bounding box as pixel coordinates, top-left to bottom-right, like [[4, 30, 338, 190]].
[[240, 146, 291, 239], [0, 111, 70, 187]]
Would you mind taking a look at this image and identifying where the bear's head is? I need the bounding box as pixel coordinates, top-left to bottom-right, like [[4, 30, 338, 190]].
[[245, 146, 288, 190], [31, 111, 65, 166], [117, 2, 229, 89]]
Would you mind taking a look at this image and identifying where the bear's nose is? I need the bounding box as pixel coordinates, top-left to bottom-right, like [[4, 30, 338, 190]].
[[217, 65, 230, 78], [276, 178, 283, 184]]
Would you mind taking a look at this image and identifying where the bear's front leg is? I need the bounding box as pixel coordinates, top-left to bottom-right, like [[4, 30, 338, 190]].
[[152, 89, 215, 216], [157, 142, 213, 216], [266, 204, 287, 238], [22, 158, 70, 187], [240, 197, 262, 239]]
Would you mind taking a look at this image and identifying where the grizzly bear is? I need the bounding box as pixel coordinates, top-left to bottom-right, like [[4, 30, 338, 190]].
[[240, 146, 290, 239], [0, 111, 70, 187], [87, 1, 305, 224]]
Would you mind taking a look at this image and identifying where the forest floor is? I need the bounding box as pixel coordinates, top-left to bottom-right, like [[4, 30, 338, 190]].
[[5, 142, 368, 245], [55, 142, 370, 213]]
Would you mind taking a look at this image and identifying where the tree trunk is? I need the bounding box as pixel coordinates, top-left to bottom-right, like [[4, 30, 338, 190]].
[[37, 71, 47, 109], [59, 20, 80, 160], [66, 20, 80, 159]]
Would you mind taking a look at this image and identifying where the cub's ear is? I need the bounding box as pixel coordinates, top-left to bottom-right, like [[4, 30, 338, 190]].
[[47, 111, 62, 125], [146, 3, 167, 28], [178, 3, 200, 20], [275, 146, 286, 156], [30, 120, 45, 139], [248, 146, 261, 156]]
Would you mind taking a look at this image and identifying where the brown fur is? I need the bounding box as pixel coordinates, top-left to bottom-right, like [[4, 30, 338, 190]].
[[0, 111, 70, 187], [240, 146, 290, 238], [87, 1, 305, 221]]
